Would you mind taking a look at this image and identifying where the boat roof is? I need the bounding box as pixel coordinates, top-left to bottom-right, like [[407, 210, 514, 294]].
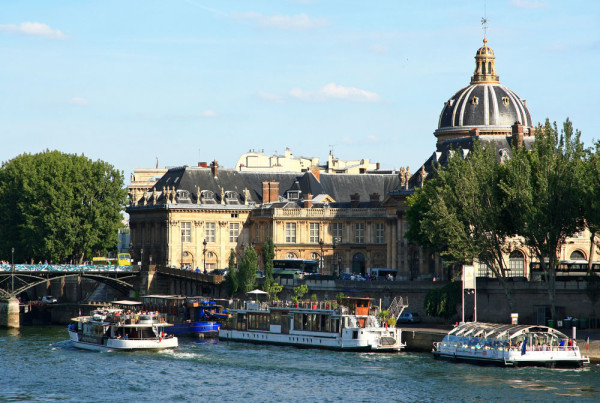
[[448, 322, 570, 340], [112, 300, 143, 306], [142, 295, 186, 300]]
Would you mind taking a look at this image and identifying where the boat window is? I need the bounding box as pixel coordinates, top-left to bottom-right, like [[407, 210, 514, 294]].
[[352, 330, 358, 339], [294, 313, 302, 330], [270, 311, 281, 325]]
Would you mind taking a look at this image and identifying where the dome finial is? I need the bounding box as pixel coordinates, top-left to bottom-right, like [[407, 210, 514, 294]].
[[471, 37, 499, 84]]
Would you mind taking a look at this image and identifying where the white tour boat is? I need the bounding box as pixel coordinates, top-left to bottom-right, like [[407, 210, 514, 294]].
[[433, 322, 589, 368], [68, 304, 178, 351], [219, 297, 405, 352]]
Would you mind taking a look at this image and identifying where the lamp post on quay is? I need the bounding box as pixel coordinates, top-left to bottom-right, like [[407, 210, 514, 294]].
[[319, 239, 324, 275], [203, 238, 208, 274]]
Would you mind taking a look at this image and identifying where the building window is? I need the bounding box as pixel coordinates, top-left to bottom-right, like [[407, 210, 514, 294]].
[[354, 223, 365, 244], [332, 223, 343, 242], [229, 223, 240, 243], [375, 223, 384, 244], [255, 224, 261, 243], [570, 250, 585, 260], [508, 250, 524, 277], [205, 222, 216, 243], [309, 223, 320, 243], [285, 223, 297, 243], [181, 222, 191, 243]]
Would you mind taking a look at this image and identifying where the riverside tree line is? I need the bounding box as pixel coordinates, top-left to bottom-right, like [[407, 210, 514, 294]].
[[0, 150, 127, 264], [406, 119, 600, 320]]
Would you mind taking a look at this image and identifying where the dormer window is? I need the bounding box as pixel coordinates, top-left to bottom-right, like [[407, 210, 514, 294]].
[[200, 190, 217, 204], [225, 191, 240, 205], [176, 189, 191, 202], [287, 191, 300, 200]]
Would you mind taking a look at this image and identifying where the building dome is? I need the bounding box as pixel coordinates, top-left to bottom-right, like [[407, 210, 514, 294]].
[[435, 39, 532, 144]]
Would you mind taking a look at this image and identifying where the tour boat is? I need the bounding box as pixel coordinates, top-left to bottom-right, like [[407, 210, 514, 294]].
[[68, 305, 178, 351], [219, 297, 405, 352], [432, 322, 590, 368], [140, 295, 227, 338]]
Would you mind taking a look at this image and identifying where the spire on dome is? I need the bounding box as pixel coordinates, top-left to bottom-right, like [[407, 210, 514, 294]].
[[471, 38, 499, 84]]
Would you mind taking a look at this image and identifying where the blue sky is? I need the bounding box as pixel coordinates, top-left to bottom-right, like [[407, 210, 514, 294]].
[[1, 0, 599, 181]]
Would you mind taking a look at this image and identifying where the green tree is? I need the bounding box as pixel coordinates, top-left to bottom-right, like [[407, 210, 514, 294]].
[[502, 119, 585, 319], [424, 281, 461, 320], [261, 238, 275, 292], [224, 249, 238, 296], [406, 142, 516, 310], [237, 245, 258, 293], [581, 140, 600, 272], [0, 150, 126, 263]]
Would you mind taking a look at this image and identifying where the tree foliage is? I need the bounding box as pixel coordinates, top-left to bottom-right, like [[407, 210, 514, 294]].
[[237, 246, 258, 293], [0, 150, 126, 263], [261, 238, 275, 292], [501, 119, 585, 319], [424, 282, 461, 320], [225, 249, 238, 296], [406, 142, 516, 310]]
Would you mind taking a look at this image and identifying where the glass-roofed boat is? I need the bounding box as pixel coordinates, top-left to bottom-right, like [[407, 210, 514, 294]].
[[433, 322, 590, 368]]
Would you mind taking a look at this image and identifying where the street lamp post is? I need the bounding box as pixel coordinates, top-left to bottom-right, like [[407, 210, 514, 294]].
[[180, 229, 184, 269], [203, 238, 208, 274], [11, 247, 15, 293], [140, 248, 144, 269], [319, 239, 324, 275]]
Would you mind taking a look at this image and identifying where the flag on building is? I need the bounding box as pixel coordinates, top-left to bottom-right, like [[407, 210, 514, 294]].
[[156, 157, 158, 168]]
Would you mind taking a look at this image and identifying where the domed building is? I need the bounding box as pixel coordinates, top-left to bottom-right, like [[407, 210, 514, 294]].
[[435, 38, 533, 145], [406, 38, 536, 189], [388, 37, 539, 279]]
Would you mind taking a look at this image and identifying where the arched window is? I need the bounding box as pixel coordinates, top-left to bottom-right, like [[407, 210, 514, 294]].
[[311, 252, 319, 260], [508, 250, 524, 277], [570, 250, 586, 261]]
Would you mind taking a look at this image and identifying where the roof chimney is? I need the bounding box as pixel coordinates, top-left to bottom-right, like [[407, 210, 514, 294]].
[[511, 121, 524, 148], [350, 193, 360, 208], [311, 167, 321, 182], [369, 193, 380, 207], [198, 161, 208, 168], [210, 160, 218, 177], [305, 193, 313, 209], [262, 180, 280, 204]]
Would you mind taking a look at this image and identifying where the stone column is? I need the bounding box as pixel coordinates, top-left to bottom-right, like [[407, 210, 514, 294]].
[[0, 297, 20, 328]]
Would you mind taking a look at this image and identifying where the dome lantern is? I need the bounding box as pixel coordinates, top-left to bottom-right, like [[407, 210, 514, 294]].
[[471, 38, 499, 84]]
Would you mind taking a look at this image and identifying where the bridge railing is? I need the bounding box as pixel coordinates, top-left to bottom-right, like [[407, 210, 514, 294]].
[[0, 264, 137, 273], [155, 266, 225, 284]]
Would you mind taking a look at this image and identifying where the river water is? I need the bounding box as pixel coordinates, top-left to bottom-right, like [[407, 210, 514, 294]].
[[1, 326, 599, 402]]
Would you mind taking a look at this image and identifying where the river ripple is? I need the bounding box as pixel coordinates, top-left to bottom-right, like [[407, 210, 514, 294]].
[[1, 326, 599, 402]]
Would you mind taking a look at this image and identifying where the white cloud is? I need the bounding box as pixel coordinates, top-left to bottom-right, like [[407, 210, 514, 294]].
[[0, 22, 67, 39], [510, 0, 548, 9], [371, 44, 388, 53], [262, 83, 381, 104], [68, 97, 89, 106], [196, 110, 217, 117], [233, 12, 329, 30], [367, 135, 378, 143]]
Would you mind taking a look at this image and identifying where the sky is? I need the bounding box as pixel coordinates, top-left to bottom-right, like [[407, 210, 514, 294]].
[[1, 0, 599, 183]]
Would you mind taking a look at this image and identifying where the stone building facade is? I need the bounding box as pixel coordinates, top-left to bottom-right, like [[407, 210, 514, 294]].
[[127, 38, 597, 280]]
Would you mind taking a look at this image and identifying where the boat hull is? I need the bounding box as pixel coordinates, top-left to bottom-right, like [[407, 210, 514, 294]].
[[433, 348, 589, 368], [68, 330, 178, 351], [219, 329, 403, 352], [165, 322, 220, 338]]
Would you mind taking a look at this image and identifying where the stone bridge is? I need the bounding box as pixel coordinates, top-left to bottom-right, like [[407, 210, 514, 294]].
[[0, 264, 226, 328]]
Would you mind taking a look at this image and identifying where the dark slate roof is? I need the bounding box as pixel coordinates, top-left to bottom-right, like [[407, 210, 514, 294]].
[[407, 135, 535, 188], [147, 167, 399, 206], [437, 84, 532, 131]]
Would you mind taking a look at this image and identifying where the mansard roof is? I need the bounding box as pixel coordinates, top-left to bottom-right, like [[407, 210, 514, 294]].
[[138, 166, 399, 207]]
